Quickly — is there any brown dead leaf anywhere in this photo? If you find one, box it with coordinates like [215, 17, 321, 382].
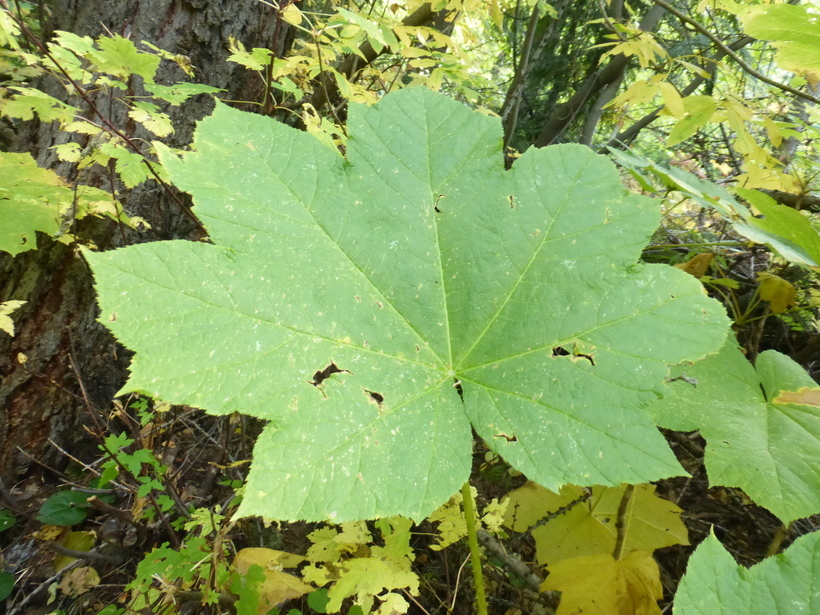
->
[59, 566, 99, 597]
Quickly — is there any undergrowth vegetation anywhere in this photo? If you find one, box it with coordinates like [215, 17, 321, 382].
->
[1, 0, 819, 614]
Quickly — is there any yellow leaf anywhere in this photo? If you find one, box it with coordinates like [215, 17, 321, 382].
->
[772, 387, 820, 407]
[234, 548, 312, 614]
[543, 551, 663, 615]
[674, 253, 713, 278]
[764, 117, 782, 148]
[428, 488, 476, 550]
[756, 272, 797, 313]
[607, 76, 663, 109]
[658, 82, 685, 118]
[282, 4, 304, 26]
[490, 0, 503, 28]
[0, 300, 26, 336]
[55, 531, 96, 571]
[503, 482, 687, 566]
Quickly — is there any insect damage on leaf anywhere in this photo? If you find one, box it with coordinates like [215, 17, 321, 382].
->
[310, 362, 350, 387]
[85, 87, 730, 522]
[364, 390, 384, 406]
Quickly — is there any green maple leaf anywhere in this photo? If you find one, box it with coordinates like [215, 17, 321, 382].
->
[649, 340, 820, 522]
[84, 88, 728, 522]
[674, 530, 820, 614]
[0, 152, 114, 256]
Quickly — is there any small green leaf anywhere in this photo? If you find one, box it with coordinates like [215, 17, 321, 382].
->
[308, 588, 330, 613]
[2, 87, 79, 123]
[667, 96, 717, 146]
[144, 82, 223, 106]
[0, 571, 14, 601]
[0, 509, 16, 532]
[0, 152, 120, 255]
[38, 491, 91, 526]
[674, 530, 820, 614]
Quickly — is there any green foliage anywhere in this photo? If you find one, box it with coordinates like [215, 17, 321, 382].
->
[650, 340, 820, 523]
[37, 490, 91, 526]
[0, 26, 220, 239]
[740, 4, 820, 81]
[0, 509, 16, 531]
[0, 152, 127, 256]
[611, 148, 820, 268]
[0, 571, 14, 601]
[127, 536, 214, 610]
[98, 432, 174, 519]
[302, 517, 417, 614]
[85, 87, 729, 523]
[675, 530, 820, 614]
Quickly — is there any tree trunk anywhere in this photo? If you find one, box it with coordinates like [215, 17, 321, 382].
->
[0, 0, 293, 483]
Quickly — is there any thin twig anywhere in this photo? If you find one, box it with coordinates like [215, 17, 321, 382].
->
[476, 530, 543, 593]
[0, 0, 207, 234]
[652, 0, 820, 105]
[47, 541, 125, 565]
[6, 560, 81, 615]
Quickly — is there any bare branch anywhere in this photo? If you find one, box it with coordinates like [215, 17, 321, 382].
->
[534, 4, 666, 147]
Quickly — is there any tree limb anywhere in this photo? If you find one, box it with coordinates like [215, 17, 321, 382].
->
[534, 4, 666, 147]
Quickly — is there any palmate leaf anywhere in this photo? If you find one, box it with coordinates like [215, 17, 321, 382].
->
[674, 530, 820, 614]
[84, 88, 728, 522]
[649, 340, 820, 523]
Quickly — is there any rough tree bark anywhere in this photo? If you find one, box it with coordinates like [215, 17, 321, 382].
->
[0, 0, 294, 484]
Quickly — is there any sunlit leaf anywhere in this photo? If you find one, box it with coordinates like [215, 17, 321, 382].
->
[85, 88, 728, 522]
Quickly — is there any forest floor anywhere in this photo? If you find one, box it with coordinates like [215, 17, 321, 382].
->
[2, 403, 819, 615]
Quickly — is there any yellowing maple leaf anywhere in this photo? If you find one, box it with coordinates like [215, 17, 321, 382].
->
[503, 482, 688, 566]
[542, 551, 663, 615]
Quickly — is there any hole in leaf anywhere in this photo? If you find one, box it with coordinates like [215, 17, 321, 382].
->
[365, 390, 384, 406]
[508, 196, 515, 209]
[573, 351, 595, 366]
[434, 194, 444, 213]
[453, 378, 463, 400]
[310, 362, 350, 387]
[552, 344, 595, 365]
[494, 432, 517, 442]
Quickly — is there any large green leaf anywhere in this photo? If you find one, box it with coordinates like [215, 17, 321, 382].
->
[649, 341, 820, 522]
[85, 88, 728, 522]
[674, 530, 820, 614]
[737, 188, 820, 268]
